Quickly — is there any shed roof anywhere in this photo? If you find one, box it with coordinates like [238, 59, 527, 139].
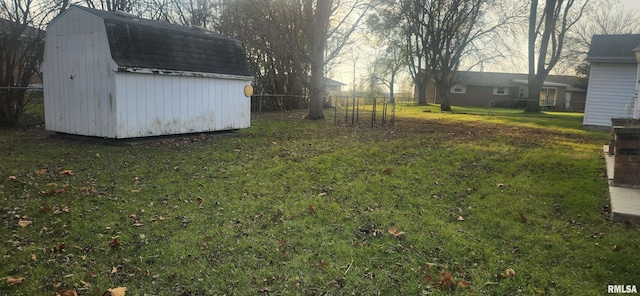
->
[586, 34, 640, 62]
[69, 5, 252, 77]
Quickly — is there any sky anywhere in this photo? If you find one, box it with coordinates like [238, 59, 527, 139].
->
[621, 0, 640, 10]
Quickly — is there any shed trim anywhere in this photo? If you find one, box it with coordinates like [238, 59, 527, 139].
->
[117, 67, 254, 81]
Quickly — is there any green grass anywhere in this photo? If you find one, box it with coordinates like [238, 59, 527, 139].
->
[1, 105, 638, 295]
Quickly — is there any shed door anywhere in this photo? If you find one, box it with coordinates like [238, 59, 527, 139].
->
[56, 32, 96, 134]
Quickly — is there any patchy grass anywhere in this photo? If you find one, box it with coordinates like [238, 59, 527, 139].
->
[1, 105, 638, 295]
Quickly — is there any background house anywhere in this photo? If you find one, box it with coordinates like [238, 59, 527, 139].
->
[325, 78, 345, 96]
[416, 71, 586, 111]
[42, 5, 253, 139]
[583, 34, 640, 127]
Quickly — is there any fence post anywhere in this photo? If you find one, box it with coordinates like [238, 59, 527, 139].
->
[345, 96, 350, 124]
[371, 97, 376, 128]
[356, 97, 359, 123]
[334, 96, 337, 124]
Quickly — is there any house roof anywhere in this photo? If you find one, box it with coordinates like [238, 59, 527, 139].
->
[586, 34, 640, 62]
[325, 78, 346, 86]
[454, 71, 584, 91]
[67, 5, 252, 77]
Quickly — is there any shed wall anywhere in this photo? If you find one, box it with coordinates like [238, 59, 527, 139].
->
[583, 63, 637, 127]
[43, 9, 117, 137]
[114, 72, 250, 138]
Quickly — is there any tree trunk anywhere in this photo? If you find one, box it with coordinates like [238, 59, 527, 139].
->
[414, 75, 428, 105]
[527, 0, 541, 114]
[439, 87, 451, 111]
[306, 0, 331, 120]
[526, 81, 542, 113]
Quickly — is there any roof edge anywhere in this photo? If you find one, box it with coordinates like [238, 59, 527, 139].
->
[117, 67, 254, 81]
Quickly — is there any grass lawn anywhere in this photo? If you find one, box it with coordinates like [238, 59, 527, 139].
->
[1, 104, 638, 295]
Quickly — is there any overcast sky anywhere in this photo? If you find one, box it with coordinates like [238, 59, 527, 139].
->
[621, 0, 640, 9]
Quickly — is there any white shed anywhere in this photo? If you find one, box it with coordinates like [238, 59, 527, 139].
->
[42, 5, 253, 138]
[583, 34, 640, 127]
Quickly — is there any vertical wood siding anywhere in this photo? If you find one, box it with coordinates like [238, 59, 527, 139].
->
[43, 9, 116, 137]
[584, 63, 638, 127]
[114, 72, 250, 138]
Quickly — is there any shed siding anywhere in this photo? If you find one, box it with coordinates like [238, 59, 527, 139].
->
[43, 9, 116, 137]
[583, 63, 637, 126]
[114, 72, 249, 138]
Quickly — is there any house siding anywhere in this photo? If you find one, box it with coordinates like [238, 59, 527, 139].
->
[583, 63, 637, 127]
[43, 8, 117, 138]
[114, 72, 250, 138]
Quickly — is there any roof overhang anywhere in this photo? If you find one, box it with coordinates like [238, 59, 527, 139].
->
[512, 79, 569, 87]
[586, 57, 637, 63]
[117, 67, 254, 81]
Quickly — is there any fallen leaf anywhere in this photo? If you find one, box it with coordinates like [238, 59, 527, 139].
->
[613, 245, 622, 252]
[57, 289, 78, 296]
[438, 272, 455, 288]
[383, 167, 393, 175]
[505, 268, 516, 277]
[196, 197, 204, 205]
[496, 183, 505, 188]
[130, 189, 140, 193]
[80, 280, 91, 288]
[31, 253, 37, 261]
[421, 274, 434, 285]
[388, 227, 405, 237]
[107, 286, 127, 296]
[18, 220, 33, 227]
[7, 175, 17, 180]
[519, 212, 528, 223]
[308, 204, 315, 213]
[129, 214, 139, 220]
[34, 169, 47, 176]
[111, 266, 118, 274]
[108, 237, 121, 248]
[6, 277, 25, 286]
[458, 279, 471, 288]
[132, 222, 144, 227]
[59, 170, 75, 176]
[457, 216, 465, 221]
[158, 216, 165, 221]
[52, 243, 66, 253]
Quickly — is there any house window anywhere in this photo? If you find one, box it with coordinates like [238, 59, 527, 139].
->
[519, 87, 525, 98]
[539, 87, 557, 106]
[450, 84, 466, 94]
[493, 87, 509, 95]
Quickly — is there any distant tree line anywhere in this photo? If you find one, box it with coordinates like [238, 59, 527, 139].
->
[2, 0, 639, 126]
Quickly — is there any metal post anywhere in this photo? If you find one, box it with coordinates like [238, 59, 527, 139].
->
[371, 97, 376, 128]
[334, 96, 337, 124]
[345, 96, 349, 124]
[356, 97, 360, 123]
[351, 96, 355, 125]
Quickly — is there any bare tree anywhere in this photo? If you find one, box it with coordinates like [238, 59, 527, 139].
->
[372, 0, 518, 110]
[0, 0, 67, 127]
[526, 0, 589, 113]
[561, 2, 640, 85]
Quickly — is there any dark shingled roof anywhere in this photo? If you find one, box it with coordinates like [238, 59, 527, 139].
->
[587, 34, 640, 62]
[72, 5, 252, 77]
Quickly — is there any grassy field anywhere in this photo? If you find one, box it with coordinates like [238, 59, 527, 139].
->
[1, 105, 638, 295]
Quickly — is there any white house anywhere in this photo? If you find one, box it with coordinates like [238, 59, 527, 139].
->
[42, 5, 253, 138]
[583, 34, 640, 127]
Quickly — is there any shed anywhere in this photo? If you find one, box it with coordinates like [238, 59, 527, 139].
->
[42, 5, 253, 138]
[583, 34, 640, 127]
